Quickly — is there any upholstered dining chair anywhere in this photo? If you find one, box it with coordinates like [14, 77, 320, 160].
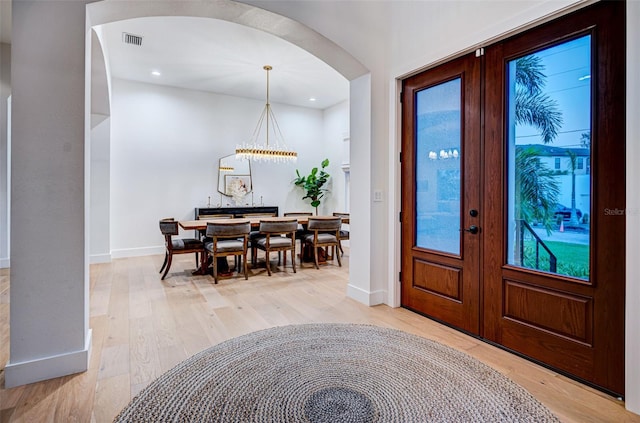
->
[283, 211, 314, 250]
[242, 212, 278, 265]
[203, 220, 251, 284]
[253, 219, 298, 276]
[195, 214, 233, 239]
[332, 212, 350, 256]
[159, 218, 204, 280]
[301, 216, 342, 269]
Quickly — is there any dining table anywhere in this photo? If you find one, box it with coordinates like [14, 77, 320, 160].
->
[178, 216, 349, 274]
[178, 215, 348, 232]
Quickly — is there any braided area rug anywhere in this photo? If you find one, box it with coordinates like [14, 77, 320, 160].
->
[114, 323, 559, 422]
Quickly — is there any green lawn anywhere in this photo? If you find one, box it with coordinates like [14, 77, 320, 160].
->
[523, 240, 589, 279]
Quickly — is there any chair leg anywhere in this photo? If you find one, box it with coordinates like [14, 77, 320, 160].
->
[291, 249, 296, 273]
[243, 254, 249, 280]
[160, 252, 168, 273]
[339, 242, 344, 256]
[266, 250, 272, 276]
[212, 255, 219, 284]
[195, 252, 199, 268]
[313, 245, 320, 269]
[161, 253, 173, 280]
[336, 244, 342, 267]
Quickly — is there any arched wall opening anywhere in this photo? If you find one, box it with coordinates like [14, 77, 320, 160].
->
[85, 0, 373, 303]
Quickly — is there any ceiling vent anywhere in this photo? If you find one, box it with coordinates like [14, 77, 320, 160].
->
[122, 32, 143, 46]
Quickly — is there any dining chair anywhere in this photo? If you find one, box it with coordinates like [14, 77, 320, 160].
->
[159, 218, 204, 280]
[195, 214, 233, 239]
[332, 212, 350, 256]
[301, 216, 342, 269]
[283, 211, 314, 250]
[203, 220, 251, 284]
[253, 219, 298, 276]
[242, 213, 278, 265]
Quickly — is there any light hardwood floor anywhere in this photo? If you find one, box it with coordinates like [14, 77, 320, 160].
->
[0, 250, 638, 422]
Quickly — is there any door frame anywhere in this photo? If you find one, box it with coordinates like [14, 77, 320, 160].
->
[394, 0, 625, 396]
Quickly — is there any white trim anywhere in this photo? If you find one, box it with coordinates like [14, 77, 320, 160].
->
[347, 283, 385, 306]
[89, 253, 112, 264]
[110, 245, 164, 259]
[387, 77, 403, 308]
[4, 329, 92, 388]
[0, 257, 9, 268]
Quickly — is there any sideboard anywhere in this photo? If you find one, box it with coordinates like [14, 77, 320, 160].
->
[195, 206, 279, 219]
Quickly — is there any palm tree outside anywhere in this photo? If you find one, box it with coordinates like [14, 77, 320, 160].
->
[509, 36, 592, 279]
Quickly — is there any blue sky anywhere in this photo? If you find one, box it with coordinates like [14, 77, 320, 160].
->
[514, 35, 591, 148]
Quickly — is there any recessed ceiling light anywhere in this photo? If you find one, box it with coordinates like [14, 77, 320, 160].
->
[309, 97, 317, 102]
[151, 70, 161, 76]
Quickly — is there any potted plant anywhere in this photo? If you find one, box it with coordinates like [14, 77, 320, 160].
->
[293, 158, 330, 215]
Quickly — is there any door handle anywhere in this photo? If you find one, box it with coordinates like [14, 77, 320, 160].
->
[463, 225, 479, 234]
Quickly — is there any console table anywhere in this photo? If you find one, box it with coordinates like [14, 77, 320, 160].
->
[195, 206, 279, 219]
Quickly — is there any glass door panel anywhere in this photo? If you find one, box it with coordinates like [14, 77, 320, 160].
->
[415, 78, 461, 255]
[506, 35, 591, 280]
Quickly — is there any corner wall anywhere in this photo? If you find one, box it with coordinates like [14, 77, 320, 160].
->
[626, 0, 640, 413]
[0, 42, 10, 268]
[7, 0, 91, 387]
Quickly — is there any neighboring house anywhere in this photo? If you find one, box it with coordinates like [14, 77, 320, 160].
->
[517, 144, 591, 214]
[517, 144, 590, 175]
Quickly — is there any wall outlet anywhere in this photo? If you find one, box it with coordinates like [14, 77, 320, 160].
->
[373, 190, 383, 202]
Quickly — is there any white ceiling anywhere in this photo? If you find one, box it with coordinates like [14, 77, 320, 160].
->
[98, 16, 349, 110]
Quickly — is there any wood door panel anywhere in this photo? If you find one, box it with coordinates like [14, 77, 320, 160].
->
[413, 260, 461, 300]
[503, 280, 593, 344]
[500, 321, 595, 382]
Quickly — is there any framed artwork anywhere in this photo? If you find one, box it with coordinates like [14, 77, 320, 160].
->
[224, 174, 251, 195]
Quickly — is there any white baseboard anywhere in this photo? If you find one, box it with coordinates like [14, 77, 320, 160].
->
[347, 283, 385, 306]
[90, 253, 112, 264]
[111, 246, 164, 259]
[4, 329, 92, 388]
[0, 257, 9, 268]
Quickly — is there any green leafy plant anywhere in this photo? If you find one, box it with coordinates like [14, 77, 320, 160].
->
[294, 158, 330, 215]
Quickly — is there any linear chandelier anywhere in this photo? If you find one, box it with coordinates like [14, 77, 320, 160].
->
[236, 65, 298, 163]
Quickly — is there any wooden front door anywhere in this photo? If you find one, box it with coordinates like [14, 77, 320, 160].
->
[400, 53, 482, 334]
[401, 1, 625, 396]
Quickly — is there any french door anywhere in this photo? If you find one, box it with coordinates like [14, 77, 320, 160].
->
[400, 53, 481, 334]
[401, 1, 625, 395]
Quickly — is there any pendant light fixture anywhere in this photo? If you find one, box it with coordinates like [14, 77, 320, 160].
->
[235, 65, 298, 163]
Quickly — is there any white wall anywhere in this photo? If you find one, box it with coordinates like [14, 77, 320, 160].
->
[626, 0, 640, 414]
[107, 78, 347, 258]
[321, 100, 349, 214]
[0, 42, 10, 268]
[90, 114, 110, 262]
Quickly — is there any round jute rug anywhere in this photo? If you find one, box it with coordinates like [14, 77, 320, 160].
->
[114, 323, 559, 422]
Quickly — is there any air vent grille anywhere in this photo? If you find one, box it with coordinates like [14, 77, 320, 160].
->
[122, 32, 143, 46]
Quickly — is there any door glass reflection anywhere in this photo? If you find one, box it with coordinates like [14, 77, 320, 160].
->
[506, 35, 591, 280]
[415, 78, 461, 255]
